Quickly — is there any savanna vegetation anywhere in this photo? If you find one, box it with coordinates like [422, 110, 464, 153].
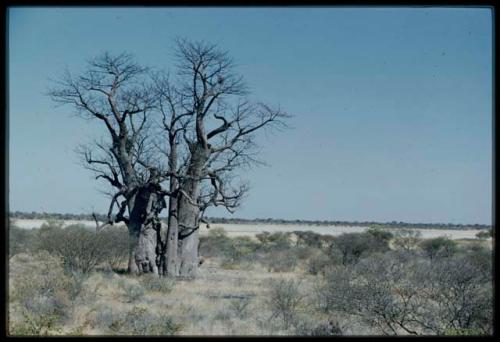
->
[8, 220, 493, 336]
[8, 37, 493, 337]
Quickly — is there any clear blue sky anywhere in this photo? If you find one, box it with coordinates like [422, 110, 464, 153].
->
[8, 7, 493, 224]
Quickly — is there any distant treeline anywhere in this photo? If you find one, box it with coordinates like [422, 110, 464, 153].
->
[9, 211, 491, 230]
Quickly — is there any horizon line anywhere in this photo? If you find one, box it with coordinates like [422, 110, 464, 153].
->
[8, 210, 492, 227]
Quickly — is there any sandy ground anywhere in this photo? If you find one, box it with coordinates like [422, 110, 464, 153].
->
[10, 219, 487, 240]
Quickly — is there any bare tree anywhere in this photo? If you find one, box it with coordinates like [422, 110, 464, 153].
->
[49, 52, 166, 274]
[156, 39, 290, 278]
[49, 41, 290, 279]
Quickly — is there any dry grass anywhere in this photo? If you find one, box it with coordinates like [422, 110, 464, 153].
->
[8, 253, 324, 336]
[9, 227, 491, 336]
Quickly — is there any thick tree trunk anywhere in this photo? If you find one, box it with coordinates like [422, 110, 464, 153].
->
[162, 135, 180, 277]
[126, 186, 160, 275]
[177, 192, 200, 278]
[176, 146, 209, 279]
[164, 191, 179, 276]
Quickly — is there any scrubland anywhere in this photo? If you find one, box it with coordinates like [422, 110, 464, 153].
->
[8, 221, 493, 336]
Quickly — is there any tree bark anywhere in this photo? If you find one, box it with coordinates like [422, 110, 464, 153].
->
[126, 186, 160, 274]
[176, 145, 209, 278]
[177, 191, 200, 278]
[164, 189, 179, 276]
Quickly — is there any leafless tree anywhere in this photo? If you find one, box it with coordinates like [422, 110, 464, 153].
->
[49, 52, 166, 274]
[49, 40, 290, 279]
[155, 39, 290, 278]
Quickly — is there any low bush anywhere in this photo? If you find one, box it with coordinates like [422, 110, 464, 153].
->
[9, 251, 82, 335]
[36, 224, 109, 274]
[200, 228, 260, 267]
[9, 226, 37, 258]
[392, 229, 422, 251]
[262, 249, 298, 272]
[120, 282, 145, 303]
[140, 274, 175, 293]
[292, 231, 323, 248]
[420, 237, 457, 260]
[109, 306, 181, 335]
[329, 232, 387, 266]
[228, 296, 252, 319]
[475, 230, 492, 240]
[316, 250, 493, 335]
[294, 319, 343, 336]
[307, 251, 332, 275]
[266, 278, 305, 329]
[256, 232, 292, 251]
[100, 226, 130, 269]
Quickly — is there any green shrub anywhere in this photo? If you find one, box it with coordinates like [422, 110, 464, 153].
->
[475, 230, 492, 240]
[366, 228, 393, 245]
[199, 227, 232, 259]
[200, 229, 260, 267]
[292, 231, 323, 248]
[330, 232, 387, 266]
[420, 237, 457, 260]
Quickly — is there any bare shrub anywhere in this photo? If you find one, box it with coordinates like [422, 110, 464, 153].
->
[266, 278, 305, 329]
[10, 306, 62, 336]
[86, 305, 115, 331]
[36, 224, 109, 274]
[9, 226, 37, 258]
[294, 319, 343, 336]
[422, 256, 493, 334]
[292, 231, 323, 248]
[120, 282, 145, 303]
[392, 229, 422, 251]
[262, 249, 298, 272]
[228, 296, 252, 319]
[140, 274, 175, 293]
[317, 250, 493, 335]
[100, 226, 129, 269]
[9, 251, 80, 335]
[109, 306, 181, 335]
[256, 232, 292, 251]
[307, 250, 335, 275]
[460, 243, 492, 280]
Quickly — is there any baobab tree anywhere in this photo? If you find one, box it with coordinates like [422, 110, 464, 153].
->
[50, 40, 290, 279]
[49, 52, 166, 274]
[155, 39, 290, 278]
